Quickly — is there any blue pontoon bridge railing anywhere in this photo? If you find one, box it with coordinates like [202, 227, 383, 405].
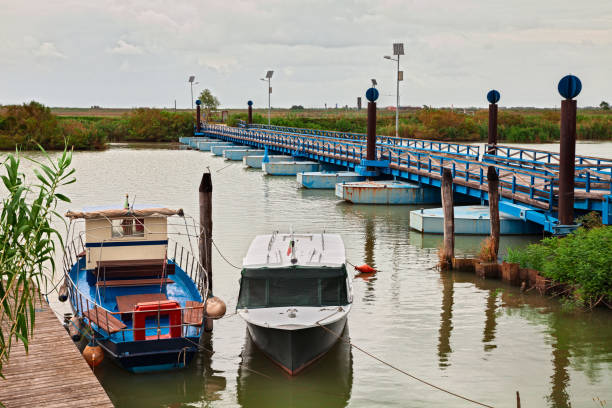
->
[245, 123, 481, 158]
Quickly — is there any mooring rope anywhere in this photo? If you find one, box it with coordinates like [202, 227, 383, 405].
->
[315, 320, 495, 408]
[211, 239, 242, 270]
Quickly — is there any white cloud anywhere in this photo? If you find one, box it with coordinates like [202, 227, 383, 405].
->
[0, 0, 611, 107]
[34, 42, 65, 58]
[110, 39, 143, 55]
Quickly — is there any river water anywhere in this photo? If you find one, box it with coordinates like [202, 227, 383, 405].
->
[20, 141, 612, 408]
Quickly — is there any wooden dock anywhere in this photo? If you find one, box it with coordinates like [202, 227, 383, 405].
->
[0, 299, 114, 408]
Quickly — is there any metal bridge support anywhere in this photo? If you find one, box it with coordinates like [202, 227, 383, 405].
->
[486, 90, 500, 155]
[557, 75, 581, 227]
[558, 100, 577, 225]
[366, 101, 377, 162]
[196, 104, 202, 132]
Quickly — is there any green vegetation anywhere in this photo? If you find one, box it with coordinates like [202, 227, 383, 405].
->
[505, 224, 612, 309]
[0, 147, 75, 379]
[0, 102, 106, 150]
[2, 101, 611, 149]
[228, 107, 612, 142]
[198, 89, 220, 118]
[0, 102, 194, 150]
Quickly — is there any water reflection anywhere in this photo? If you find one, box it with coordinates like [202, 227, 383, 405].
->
[437, 272, 454, 369]
[96, 335, 226, 407]
[453, 272, 612, 408]
[482, 290, 499, 352]
[236, 328, 353, 408]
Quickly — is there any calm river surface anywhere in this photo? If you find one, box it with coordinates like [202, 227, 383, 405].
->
[26, 141, 612, 407]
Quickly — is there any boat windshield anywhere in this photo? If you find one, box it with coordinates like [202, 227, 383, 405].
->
[237, 267, 349, 308]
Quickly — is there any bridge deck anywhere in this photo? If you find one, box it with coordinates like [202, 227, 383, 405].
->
[181, 124, 612, 233]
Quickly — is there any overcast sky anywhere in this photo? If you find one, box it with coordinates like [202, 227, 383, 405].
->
[1, 0, 611, 109]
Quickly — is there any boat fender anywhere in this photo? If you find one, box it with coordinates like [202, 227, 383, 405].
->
[354, 264, 377, 274]
[68, 316, 82, 342]
[58, 278, 69, 302]
[206, 296, 227, 319]
[83, 344, 104, 367]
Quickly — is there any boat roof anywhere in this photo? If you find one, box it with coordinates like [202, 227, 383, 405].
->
[242, 232, 345, 269]
[65, 204, 183, 219]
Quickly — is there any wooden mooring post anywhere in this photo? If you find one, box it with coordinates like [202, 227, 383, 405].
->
[199, 173, 213, 291]
[487, 166, 500, 259]
[441, 168, 454, 269]
[247, 100, 253, 125]
[199, 172, 213, 331]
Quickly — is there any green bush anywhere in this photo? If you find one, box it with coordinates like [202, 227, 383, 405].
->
[505, 226, 612, 307]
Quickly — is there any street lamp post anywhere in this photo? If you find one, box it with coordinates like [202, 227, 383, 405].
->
[260, 70, 274, 125]
[384, 43, 404, 138]
[188, 75, 199, 110]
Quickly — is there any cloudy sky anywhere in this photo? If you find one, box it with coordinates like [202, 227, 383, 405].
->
[1, 0, 611, 109]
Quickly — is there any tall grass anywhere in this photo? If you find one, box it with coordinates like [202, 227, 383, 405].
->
[0, 147, 75, 380]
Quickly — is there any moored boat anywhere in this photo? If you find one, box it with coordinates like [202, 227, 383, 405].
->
[237, 231, 352, 375]
[61, 199, 216, 373]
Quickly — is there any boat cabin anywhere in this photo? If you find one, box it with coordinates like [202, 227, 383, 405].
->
[65, 206, 183, 281]
[237, 233, 351, 309]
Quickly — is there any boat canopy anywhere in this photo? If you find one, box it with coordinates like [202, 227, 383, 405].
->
[242, 233, 346, 269]
[66, 208, 183, 219]
[237, 266, 349, 308]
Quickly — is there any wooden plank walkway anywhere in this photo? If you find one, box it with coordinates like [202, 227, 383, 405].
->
[0, 299, 114, 408]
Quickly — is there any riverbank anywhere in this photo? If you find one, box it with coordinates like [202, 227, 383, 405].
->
[1, 102, 610, 150]
[0, 102, 192, 150]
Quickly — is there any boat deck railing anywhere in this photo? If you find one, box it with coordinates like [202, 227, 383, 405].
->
[62, 235, 209, 345]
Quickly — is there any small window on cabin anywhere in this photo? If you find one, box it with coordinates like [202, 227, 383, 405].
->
[245, 279, 267, 307]
[111, 218, 145, 238]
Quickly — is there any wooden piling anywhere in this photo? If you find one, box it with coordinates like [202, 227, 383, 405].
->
[196, 104, 201, 132]
[199, 173, 213, 294]
[248, 105, 253, 125]
[487, 166, 500, 259]
[558, 99, 577, 225]
[441, 168, 454, 269]
[487, 103, 498, 154]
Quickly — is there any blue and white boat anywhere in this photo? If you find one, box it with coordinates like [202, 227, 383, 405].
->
[62, 200, 213, 373]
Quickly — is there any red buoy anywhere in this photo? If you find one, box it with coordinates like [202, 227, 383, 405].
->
[354, 264, 377, 274]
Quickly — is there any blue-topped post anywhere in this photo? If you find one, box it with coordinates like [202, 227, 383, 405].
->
[365, 87, 379, 179]
[195, 99, 202, 132]
[247, 100, 253, 126]
[487, 90, 500, 155]
[557, 74, 581, 226]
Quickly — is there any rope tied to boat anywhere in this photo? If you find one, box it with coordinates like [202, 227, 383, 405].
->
[315, 313, 495, 408]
